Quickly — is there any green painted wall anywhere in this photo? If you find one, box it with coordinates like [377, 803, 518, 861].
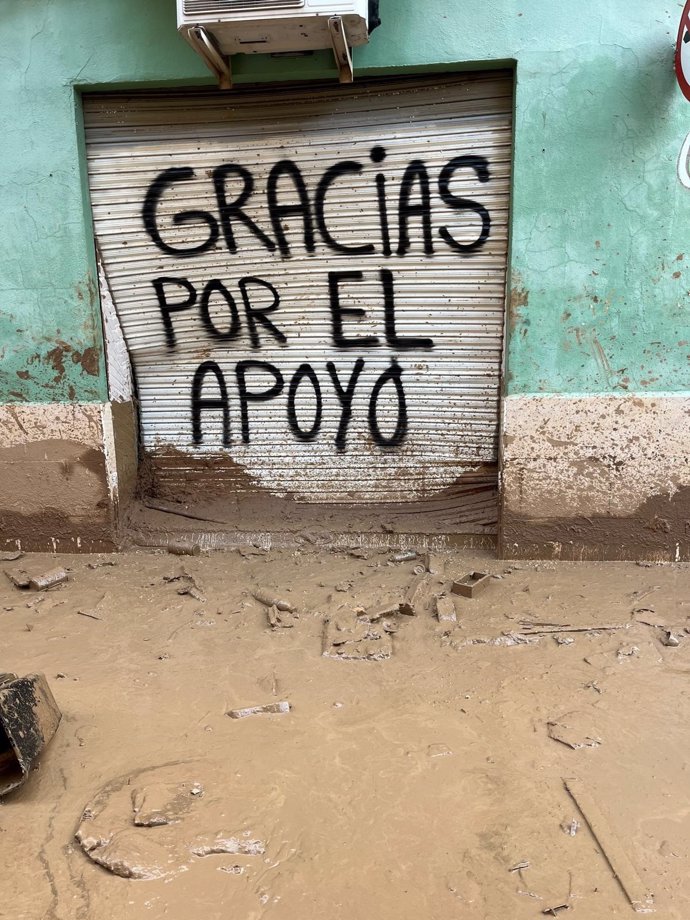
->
[1, 0, 688, 402]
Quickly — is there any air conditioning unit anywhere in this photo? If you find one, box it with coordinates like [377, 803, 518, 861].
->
[177, 0, 380, 88]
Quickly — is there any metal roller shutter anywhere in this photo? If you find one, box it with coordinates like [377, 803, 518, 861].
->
[84, 72, 512, 531]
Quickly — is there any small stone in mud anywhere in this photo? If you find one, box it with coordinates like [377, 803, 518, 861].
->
[334, 581, 350, 593]
[616, 644, 640, 660]
[555, 635, 574, 646]
[662, 630, 682, 647]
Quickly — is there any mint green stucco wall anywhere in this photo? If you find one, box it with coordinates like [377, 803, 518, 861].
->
[1, 0, 688, 402]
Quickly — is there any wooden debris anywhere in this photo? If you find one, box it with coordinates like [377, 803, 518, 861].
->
[542, 905, 571, 916]
[76, 609, 102, 621]
[564, 777, 655, 913]
[450, 571, 492, 598]
[400, 574, 428, 616]
[520, 622, 630, 635]
[227, 700, 290, 719]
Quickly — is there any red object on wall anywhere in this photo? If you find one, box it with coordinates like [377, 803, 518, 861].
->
[676, 0, 690, 101]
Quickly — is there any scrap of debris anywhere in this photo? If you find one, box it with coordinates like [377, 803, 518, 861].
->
[0, 550, 24, 562]
[450, 631, 537, 649]
[542, 904, 571, 916]
[132, 781, 205, 826]
[434, 595, 458, 624]
[391, 550, 417, 563]
[167, 543, 202, 557]
[400, 574, 428, 616]
[5, 565, 68, 591]
[450, 571, 492, 599]
[547, 712, 602, 750]
[519, 621, 630, 636]
[29, 567, 69, 591]
[0, 672, 62, 795]
[164, 567, 206, 602]
[227, 700, 291, 719]
[560, 818, 581, 836]
[661, 630, 682, 647]
[190, 835, 265, 857]
[564, 777, 655, 913]
[252, 590, 295, 612]
[5, 569, 31, 589]
[366, 601, 400, 621]
[322, 609, 395, 660]
[267, 605, 299, 629]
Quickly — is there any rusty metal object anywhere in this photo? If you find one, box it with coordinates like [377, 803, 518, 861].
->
[0, 673, 62, 795]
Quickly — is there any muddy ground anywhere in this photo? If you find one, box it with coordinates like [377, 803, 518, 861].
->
[1, 546, 689, 919]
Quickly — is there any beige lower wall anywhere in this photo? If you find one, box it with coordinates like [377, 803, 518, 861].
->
[2, 396, 689, 559]
[500, 394, 690, 560]
[0, 404, 115, 552]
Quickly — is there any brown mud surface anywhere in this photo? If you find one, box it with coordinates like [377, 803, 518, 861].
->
[1, 547, 689, 918]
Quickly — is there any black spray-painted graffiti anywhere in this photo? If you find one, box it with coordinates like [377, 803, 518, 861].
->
[142, 147, 491, 450]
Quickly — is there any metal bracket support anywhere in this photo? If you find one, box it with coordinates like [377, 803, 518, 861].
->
[188, 26, 232, 90]
[328, 16, 354, 84]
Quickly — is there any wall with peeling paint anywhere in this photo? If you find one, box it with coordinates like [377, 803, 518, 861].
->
[1, 1, 688, 401]
[1, 0, 689, 556]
